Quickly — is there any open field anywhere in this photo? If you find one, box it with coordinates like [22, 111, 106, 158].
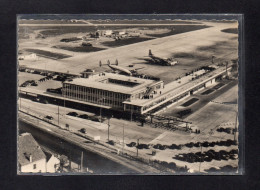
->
[221, 28, 238, 34]
[53, 45, 106, 53]
[18, 25, 208, 39]
[19, 19, 202, 25]
[102, 37, 153, 47]
[89, 20, 202, 25]
[25, 49, 71, 59]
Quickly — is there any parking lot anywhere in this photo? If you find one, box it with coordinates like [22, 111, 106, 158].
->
[19, 71, 63, 92]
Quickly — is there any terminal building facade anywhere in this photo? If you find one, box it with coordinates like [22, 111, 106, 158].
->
[62, 72, 164, 114]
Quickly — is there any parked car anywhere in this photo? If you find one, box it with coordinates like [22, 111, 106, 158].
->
[31, 82, 38, 86]
[128, 142, 137, 147]
[89, 116, 105, 123]
[79, 128, 87, 134]
[45, 115, 53, 120]
[108, 140, 115, 145]
[79, 114, 89, 119]
[67, 112, 79, 117]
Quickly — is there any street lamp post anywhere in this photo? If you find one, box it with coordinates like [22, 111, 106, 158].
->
[136, 139, 139, 157]
[58, 104, 60, 127]
[130, 106, 133, 122]
[122, 124, 125, 154]
[234, 111, 238, 144]
[100, 107, 102, 124]
[136, 138, 142, 157]
[19, 93, 21, 111]
[199, 142, 203, 173]
[107, 118, 110, 141]
[98, 97, 105, 124]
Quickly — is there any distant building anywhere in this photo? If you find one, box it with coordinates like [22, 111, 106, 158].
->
[18, 53, 37, 61]
[18, 133, 60, 173]
[18, 133, 46, 173]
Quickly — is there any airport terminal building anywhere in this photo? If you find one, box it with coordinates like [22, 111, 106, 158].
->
[62, 66, 229, 115]
[62, 72, 164, 113]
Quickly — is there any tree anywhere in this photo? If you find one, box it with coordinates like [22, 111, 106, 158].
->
[58, 155, 69, 172]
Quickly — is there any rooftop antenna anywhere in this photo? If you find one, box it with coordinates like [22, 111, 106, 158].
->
[211, 55, 216, 64]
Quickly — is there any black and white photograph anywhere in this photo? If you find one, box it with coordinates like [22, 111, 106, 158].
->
[17, 15, 241, 175]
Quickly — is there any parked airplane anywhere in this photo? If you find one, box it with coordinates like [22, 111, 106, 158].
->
[99, 60, 144, 76]
[148, 49, 179, 66]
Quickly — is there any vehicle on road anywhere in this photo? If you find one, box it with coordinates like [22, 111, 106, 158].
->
[79, 128, 87, 134]
[67, 112, 79, 117]
[128, 142, 137, 147]
[45, 115, 53, 120]
[31, 82, 38, 86]
[89, 116, 105, 123]
[79, 114, 89, 119]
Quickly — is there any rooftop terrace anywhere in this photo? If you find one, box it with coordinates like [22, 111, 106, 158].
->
[64, 72, 161, 94]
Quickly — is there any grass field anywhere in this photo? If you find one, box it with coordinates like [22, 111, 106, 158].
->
[18, 25, 210, 39]
[201, 89, 215, 95]
[26, 49, 71, 59]
[89, 20, 202, 24]
[102, 37, 154, 47]
[221, 28, 238, 34]
[146, 25, 210, 38]
[181, 98, 199, 107]
[53, 45, 106, 52]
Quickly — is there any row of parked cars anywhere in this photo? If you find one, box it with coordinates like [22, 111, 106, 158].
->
[126, 139, 237, 151]
[174, 149, 238, 163]
[217, 127, 235, 134]
[39, 74, 55, 82]
[206, 165, 238, 173]
[20, 80, 38, 87]
[152, 160, 189, 172]
[66, 112, 105, 122]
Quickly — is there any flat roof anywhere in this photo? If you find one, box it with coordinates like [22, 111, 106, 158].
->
[124, 66, 229, 107]
[64, 73, 161, 94]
